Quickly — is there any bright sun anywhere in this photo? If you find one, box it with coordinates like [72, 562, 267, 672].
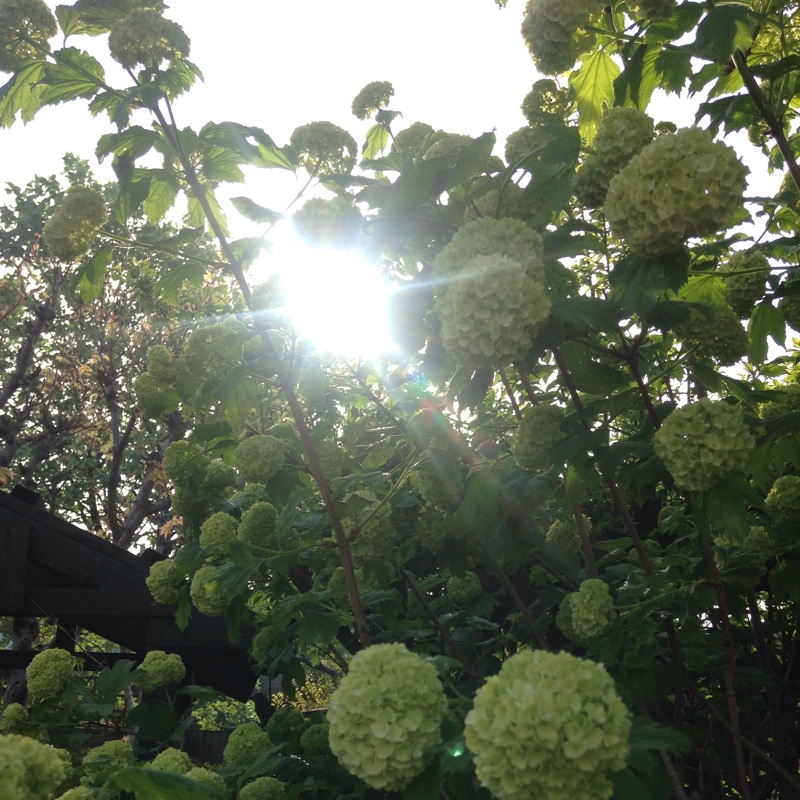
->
[270, 237, 396, 359]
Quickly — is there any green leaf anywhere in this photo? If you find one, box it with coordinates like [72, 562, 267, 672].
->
[570, 50, 620, 139]
[614, 44, 661, 110]
[694, 6, 757, 63]
[297, 609, 341, 648]
[628, 717, 691, 754]
[363, 123, 390, 159]
[104, 767, 223, 799]
[125, 701, 178, 741]
[55, 5, 82, 38]
[692, 472, 755, 540]
[39, 47, 105, 105]
[748, 301, 785, 364]
[679, 273, 727, 305]
[75, 244, 113, 304]
[93, 660, 140, 704]
[610, 249, 691, 313]
[249, 127, 297, 170]
[143, 168, 181, 222]
[230, 196, 283, 224]
[187, 188, 229, 237]
[96, 126, 160, 162]
[0, 62, 46, 128]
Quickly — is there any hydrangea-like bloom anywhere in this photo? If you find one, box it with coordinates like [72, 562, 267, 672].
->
[237, 500, 278, 548]
[574, 108, 655, 207]
[675, 304, 748, 366]
[392, 122, 435, 157]
[328, 643, 447, 791]
[627, 0, 677, 19]
[422, 131, 472, 160]
[327, 566, 377, 607]
[546, 518, 581, 552]
[266, 707, 308, 747]
[464, 183, 537, 223]
[464, 650, 631, 800]
[81, 740, 134, 786]
[0, 704, 27, 735]
[605, 127, 748, 255]
[0, 733, 68, 800]
[447, 572, 482, 605]
[108, 9, 190, 68]
[162, 440, 207, 485]
[312, 437, 345, 480]
[433, 218, 549, 366]
[725, 251, 770, 317]
[203, 460, 238, 495]
[344, 491, 397, 565]
[653, 398, 755, 491]
[765, 475, 800, 522]
[416, 504, 449, 551]
[146, 345, 178, 386]
[56, 787, 94, 800]
[190, 565, 231, 617]
[239, 776, 286, 800]
[137, 651, 185, 692]
[43, 186, 107, 262]
[561, 579, 614, 643]
[300, 722, 331, 756]
[521, 0, 598, 75]
[292, 197, 362, 248]
[351, 80, 394, 120]
[185, 767, 226, 793]
[251, 623, 281, 662]
[199, 512, 239, 558]
[779, 281, 800, 330]
[521, 79, 572, 127]
[148, 747, 191, 773]
[146, 559, 181, 605]
[0, 0, 56, 73]
[290, 121, 358, 175]
[223, 722, 272, 766]
[715, 524, 773, 553]
[234, 435, 284, 484]
[504, 126, 548, 167]
[513, 404, 566, 471]
[26, 648, 74, 700]
[410, 465, 463, 511]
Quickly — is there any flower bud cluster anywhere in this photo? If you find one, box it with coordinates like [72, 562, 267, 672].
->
[190, 565, 231, 617]
[223, 722, 272, 766]
[724, 251, 770, 316]
[0, 733, 68, 800]
[779, 281, 800, 330]
[312, 438, 345, 480]
[26, 648, 74, 700]
[392, 122, 435, 157]
[574, 108, 655, 208]
[81, 740, 134, 786]
[185, 767, 226, 793]
[558, 579, 613, 643]
[146, 559, 182, 605]
[162, 440, 207, 485]
[522, 79, 572, 127]
[546, 518, 582, 552]
[345, 492, 397, 565]
[300, 722, 331, 756]
[351, 80, 394, 120]
[653, 398, 755, 491]
[328, 643, 447, 791]
[292, 197, 363, 248]
[251, 623, 282, 662]
[0, 0, 57, 73]
[605, 127, 748, 255]
[422, 132, 472, 160]
[234, 436, 284, 484]
[627, 0, 676, 19]
[237, 500, 278, 549]
[416, 503, 450, 551]
[56, 787, 94, 800]
[433, 218, 549, 366]
[108, 9, 190, 68]
[327, 566, 377, 607]
[137, 651, 185, 692]
[148, 747, 191, 773]
[675, 304, 748, 366]
[290, 121, 358, 175]
[513, 404, 566, 472]
[447, 571, 482, 605]
[183, 321, 245, 379]
[765, 475, 800, 522]
[715, 525, 773, 553]
[240, 776, 287, 800]
[504, 126, 548, 167]
[203, 460, 238, 495]
[410, 466, 463, 511]
[521, 0, 598, 75]
[0, 704, 27, 735]
[44, 186, 107, 262]
[465, 649, 631, 800]
[199, 512, 239, 558]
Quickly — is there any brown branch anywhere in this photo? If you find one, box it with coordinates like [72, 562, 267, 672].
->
[495, 564, 549, 649]
[498, 368, 522, 420]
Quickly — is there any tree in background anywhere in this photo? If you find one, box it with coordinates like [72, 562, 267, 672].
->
[2, 0, 800, 798]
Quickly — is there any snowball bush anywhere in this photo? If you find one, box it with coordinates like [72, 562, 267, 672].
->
[43, 186, 107, 262]
[223, 722, 272, 765]
[513, 404, 566, 471]
[26, 648, 74, 700]
[0, 733, 67, 800]
[521, 0, 597, 75]
[108, 9, 190, 68]
[146, 559, 181, 605]
[136, 651, 185, 692]
[234, 435, 284, 483]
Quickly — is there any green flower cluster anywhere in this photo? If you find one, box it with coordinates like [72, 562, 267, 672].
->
[447, 571, 482, 605]
[223, 722, 272, 766]
[724, 251, 770, 317]
[290, 121, 358, 176]
[183, 321, 245, 379]
[558, 579, 613, 643]
[464, 650, 631, 800]
[715, 524, 772, 553]
[416, 503, 449, 551]
[185, 767, 226, 793]
[251, 624, 282, 662]
[765, 475, 800, 522]
[298, 364, 329, 409]
[504, 126, 547, 167]
[546, 517, 582, 552]
[653, 399, 755, 491]
[26, 648, 74, 700]
[422, 132, 472, 160]
[760, 384, 800, 417]
[605, 127, 748, 255]
[313, 438, 345, 481]
[574, 108, 655, 207]
[148, 747, 191, 773]
[433, 218, 550, 366]
[199, 512, 239, 558]
[0, 704, 27, 735]
[56, 787, 94, 800]
[43, 185, 107, 262]
[0, 733, 68, 800]
[351, 80, 394, 120]
[81, 740, 134, 786]
[411, 465, 463, 510]
[345, 492, 397, 565]
[328, 643, 447, 791]
[203, 460, 238, 495]
[240, 776, 286, 800]
[300, 722, 331, 756]
[0, 0, 56, 73]
[327, 566, 377, 607]
[108, 9, 190, 68]
[234, 435, 284, 483]
[162, 440, 207, 485]
[266, 707, 308, 747]
[146, 345, 178, 385]
[513, 404, 566, 471]
[779, 281, 800, 330]
[137, 651, 185, 692]
[521, 0, 598, 75]
[190, 565, 231, 617]
[464, 182, 536, 223]
[674, 304, 748, 366]
[146, 559, 181, 605]
[392, 122, 434, 157]
[521, 79, 572, 127]
[627, 0, 676, 19]
[292, 197, 363, 248]
[237, 501, 278, 548]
